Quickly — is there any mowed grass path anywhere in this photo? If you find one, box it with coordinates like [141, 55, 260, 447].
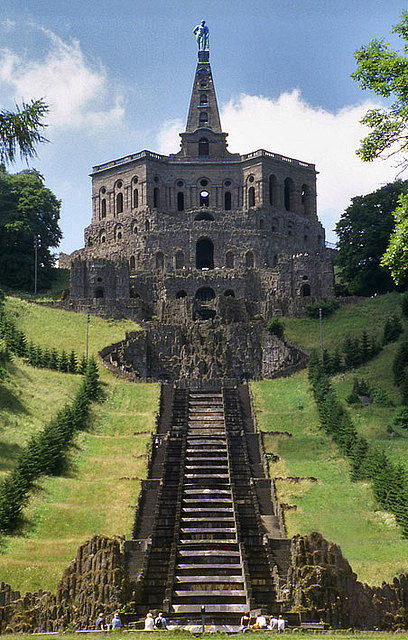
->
[252, 292, 408, 586]
[0, 298, 159, 593]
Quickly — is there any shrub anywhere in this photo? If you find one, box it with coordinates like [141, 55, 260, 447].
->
[392, 406, 408, 430]
[265, 317, 284, 339]
[306, 299, 339, 319]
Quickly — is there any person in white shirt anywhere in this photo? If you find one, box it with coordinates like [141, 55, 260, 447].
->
[144, 613, 155, 630]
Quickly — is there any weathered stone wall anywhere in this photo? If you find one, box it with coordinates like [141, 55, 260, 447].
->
[289, 532, 408, 630]
[0, 536, 125, 633]
[3, 531, 408, 631]
[99, 314, 308, 383]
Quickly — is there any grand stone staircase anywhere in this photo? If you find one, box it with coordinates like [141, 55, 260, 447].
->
[125, 383, 292, 623]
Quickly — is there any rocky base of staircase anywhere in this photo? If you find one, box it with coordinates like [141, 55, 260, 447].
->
[3, 532, 408, 632]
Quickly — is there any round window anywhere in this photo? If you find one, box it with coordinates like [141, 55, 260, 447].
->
[133, 177, 138, 184]
[248, 176, 254, 183]
[101, 187, 106, 194]
[177, 180, 183, 187]
[200, 190, 209, 198]
[200, 179, 208, 187]
[225, 180, 231, 187]
[154, 176, 159, 183]
[117, 181, 122, 188]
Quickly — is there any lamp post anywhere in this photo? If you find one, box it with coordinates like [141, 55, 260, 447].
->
[201, 605, 205, 634]
[319, 307, 324, 361]
[33, 235, 40, 294]
[86, 313, 90, 362]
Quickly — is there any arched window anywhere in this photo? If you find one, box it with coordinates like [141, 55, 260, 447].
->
[114, 224, 123, 241]
[273, 254, 278, 267]
[200, 190, 209, 207]
[224, 289, 235, 297]
[116, 192, 123, 214]
[200, 94, 208, 104]
[177, 191, 184, 211]
[155, 251, 164, 270]
[175, 250, 184, 269]
[300, 283, 311, 297]
[133, 188, 139, 208]
[196, 238, 214, 269]
[132, 221, 138, 234]
[99, 229, 106, 244]
[195, 287, 215, 301]
[199, 138, 209, 157]
[145, 220, 150, 232]
[153, 187, 159, 208]
[248, 186, 255, 207]
[224, 191, 231, 210]
[269, 175, 277, 206]
[95, 288, 104, 298]
[101, 236, 106, 243]
[245, 251, 254, 268]
[199, 111, 208, 124]
[226, 251, 234, 268]
[101, 199, 106, 218]
[284, 178, 294, 212]
[129, 255, 136, 270]
[176, 290, 187, 298]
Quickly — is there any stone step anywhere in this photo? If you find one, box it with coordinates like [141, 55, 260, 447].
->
[173, 591, 247, 601]
[176, 564, 243, 572]
[178, 549, 241, 558]
[175, 575, 244, 584]
[171, 604, 247, 614]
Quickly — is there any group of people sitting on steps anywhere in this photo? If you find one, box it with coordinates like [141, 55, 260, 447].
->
[241, 611, 286, 631]
[144, 612, 168, 631]
[95, 612, 121, 631]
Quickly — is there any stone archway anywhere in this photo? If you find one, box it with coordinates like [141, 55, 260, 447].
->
[196, 238, 214, 269]
[195, 286, 215, 301]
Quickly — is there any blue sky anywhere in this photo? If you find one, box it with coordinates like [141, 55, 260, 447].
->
[1, 0, 407, 252]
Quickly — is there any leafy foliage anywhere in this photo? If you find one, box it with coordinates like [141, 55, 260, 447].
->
[335, 181, 408, 295]
[0, 99, 48, 166]
[381, 193, 408, 284]
[352, 12, 408, 167]
[305, 299, 339, 319]
[265, 317, 284, 339]
[0, 167, 62, 290]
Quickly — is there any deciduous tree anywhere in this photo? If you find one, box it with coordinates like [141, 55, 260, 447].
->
[335, 181, 407, 295]
[0, 167, 61, 290]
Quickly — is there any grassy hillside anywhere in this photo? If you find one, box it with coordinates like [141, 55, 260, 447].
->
[252, 292, 408, 585]
[0, 298, 159, 592]
[2, 293, 408, 591]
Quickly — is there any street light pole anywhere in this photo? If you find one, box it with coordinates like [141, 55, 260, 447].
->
[86, 313, 90, 362]
[34, 235, 39, 294]
[319, 307, 324, 361]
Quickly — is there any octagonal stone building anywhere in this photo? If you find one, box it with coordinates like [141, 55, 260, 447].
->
[64, 45, 333, 320]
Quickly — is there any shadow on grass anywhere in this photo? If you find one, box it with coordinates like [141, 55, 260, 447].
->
[0, 384, 27, 415]
[0, 441, 23, 472]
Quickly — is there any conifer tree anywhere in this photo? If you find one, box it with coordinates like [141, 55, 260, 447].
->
[58, 350, 69, 373]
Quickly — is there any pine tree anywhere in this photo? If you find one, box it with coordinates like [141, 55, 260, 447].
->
[58, 350, 69, 373]
[49, 348, 59, 370]
[68, 350, 78, 374]
[78, 355, 88, 375]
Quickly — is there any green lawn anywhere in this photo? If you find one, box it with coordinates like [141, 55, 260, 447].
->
[252, 369, 408, 586]
[0, 298, 159, 593]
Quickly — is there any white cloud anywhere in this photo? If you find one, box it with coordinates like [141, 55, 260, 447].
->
[157, 89, 401, 241]
[0, 27, 124, 129]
